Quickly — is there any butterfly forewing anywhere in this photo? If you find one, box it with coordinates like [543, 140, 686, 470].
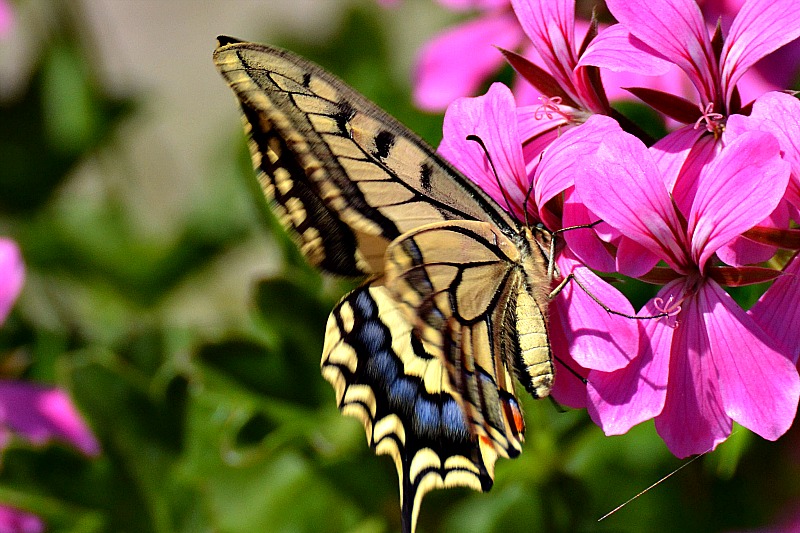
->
[214, 37, 555, 533]
[213, 37, 519, 276]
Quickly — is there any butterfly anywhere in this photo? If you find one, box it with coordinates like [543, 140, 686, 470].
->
[214, 36, 555, 533]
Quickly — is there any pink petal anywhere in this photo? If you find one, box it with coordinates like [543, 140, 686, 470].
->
[0, 382, 101, 456]
[586, 283, 679, 435]
[744, 38, 800, 103]
[605, 0, 718, 104]
[0, 238, 24, 325]
[534, 115, 621, 223]
[439, 83, 529, 220]
[649, 126, 707, 195]
[654, 288, 732, 458]
[549, 307, 588, 409]
[0, 505, 44, 533]
[510, 0, 579, 101]
[575, 125, 688, 270]
[655, 128, 718, 218]
[0, 0, 12, 38]
[749, 254, 800, 364]
[688, 131, 790, 271]
[562, 190, 617, 272]
[616, 236, 661, 278]
[701, 281, 800, 441]
[715, 201, 788, 267]
[720, 0, 800, 106]
[579, 24, 673, 76]
[580, 24, 694, 107]
[413, 11, 524, 111]
[552, 250, 638, 372]
[726, 92, 800, 210]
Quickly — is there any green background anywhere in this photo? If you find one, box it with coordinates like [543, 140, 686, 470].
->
[0, 1, 797, 532]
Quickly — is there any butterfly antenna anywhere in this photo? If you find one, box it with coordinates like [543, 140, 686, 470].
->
[550, 221, 668, 321]
[553, 219, 603, 236]
[466, 134, 516, 218]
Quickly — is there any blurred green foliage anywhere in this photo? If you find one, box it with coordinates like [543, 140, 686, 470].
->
[1, 3, 799, 533]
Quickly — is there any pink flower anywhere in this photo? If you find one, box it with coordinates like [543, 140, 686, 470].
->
[0, 238, 100, 456]
[699, 0, 800, 104]
[0, 240, 24, 325]
[438, 85, 640, 407]
[0, 506, 43, 533]
[574, 120, 799, 457]
[596, 0, 800, 123]
[413, 2, 525, 111]
[0, 0, 12, 38]
[0, 382, 101, 456]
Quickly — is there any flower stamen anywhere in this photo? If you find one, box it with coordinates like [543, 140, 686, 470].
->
[534, 95, 571, 121]
[694, 102, 724, 135]
[654, 295, 684, 328]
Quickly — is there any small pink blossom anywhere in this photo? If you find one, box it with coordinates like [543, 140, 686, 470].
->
[0, 240, 24, 325]
[0, 382, 101, 456]
[0, 0, 12, 38]
[413, 3, 524, 111]
[0, 238, 100, 456]
[0, 506, 43, 533]
[573, 120, 799, 457]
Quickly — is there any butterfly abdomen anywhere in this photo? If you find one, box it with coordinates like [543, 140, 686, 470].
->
[514, 287, 554, 398]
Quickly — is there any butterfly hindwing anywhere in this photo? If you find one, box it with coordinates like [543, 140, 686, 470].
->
[322, 281, 497, 533]
[384, 221, 553, 458]
[213, 37, 519, 276]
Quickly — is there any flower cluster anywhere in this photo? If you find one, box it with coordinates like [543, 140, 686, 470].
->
[0, 238, 100, 528]
[398, 0, 800, 458]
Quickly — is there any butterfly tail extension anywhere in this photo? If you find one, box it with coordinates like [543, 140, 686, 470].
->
[322, 282, 495, 533]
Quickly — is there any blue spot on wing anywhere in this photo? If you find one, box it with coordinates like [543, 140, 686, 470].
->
[388, 378, 417, 414]
[365, 349, 399, 387]
[354, 288, 377, 317]
[441, 399, 470, 440]
[358, 321, 386, 353]
[413, 397, 440, 436]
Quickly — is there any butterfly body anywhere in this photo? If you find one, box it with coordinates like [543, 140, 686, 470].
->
[214, 36, 554, 533]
